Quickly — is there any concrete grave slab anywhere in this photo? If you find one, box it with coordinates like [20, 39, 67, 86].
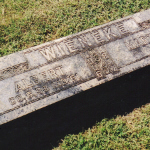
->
[1, 9, 150, 125]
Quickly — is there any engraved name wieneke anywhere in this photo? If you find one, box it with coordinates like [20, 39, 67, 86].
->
[0, 18, 148, 83]
[8, 65, 82, 107]
[38, 18, 135, 62]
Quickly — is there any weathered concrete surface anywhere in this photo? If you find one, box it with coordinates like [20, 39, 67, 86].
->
[1, 9, 150, 125]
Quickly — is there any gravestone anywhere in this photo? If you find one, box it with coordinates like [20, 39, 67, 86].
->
[1, 9, 150, 125]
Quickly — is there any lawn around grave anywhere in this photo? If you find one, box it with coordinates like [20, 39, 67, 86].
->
[54, 104, 150, 150]
[0, 0, 150, 56]
[0, 0, 150, 149]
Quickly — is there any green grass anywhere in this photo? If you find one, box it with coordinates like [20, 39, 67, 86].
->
[1, 0, 150, 149]
[54, 103, 150, 150]
[0, 0, 150, 56]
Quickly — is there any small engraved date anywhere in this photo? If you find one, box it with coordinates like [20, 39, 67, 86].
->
[9, 85, 49, 106]
[81, 46, 119, 80]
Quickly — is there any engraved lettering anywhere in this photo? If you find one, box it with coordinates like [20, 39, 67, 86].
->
[138, 36, 149, 45]
[30, 75, 39, 85]
[40, 71, 49, 82]
[96, 71, 103, 78]
[92, 29, 106, 44]
[9, 97, 16, 105]
[9, 95, 27, 106]
[124, 33, 150, 50]
[103, 25, 119, 40]
[13, 63, 29, 74]
[52, 44, 63, 57]
[2, 68, 12, 78]
[34, 86, 50, 98]
[40, 46, 56, 61]
[77, 32, 96, 48]
[69, 74, 80, 83]
[35, 87, 45, 96]
[57, 42, 70, 55]
[117, 22, 130, 34]
[26, 90, 37, 100]
[8, 63, 84, 111]
[16, 94, 25, 103]
[77, 35, 91, 48]
[139, 20, 150, 29]
[15, 81, 25, 92]
[26, 91, 33, 99]
[42, 85, 49, 92]
[40, 43, 71, 61]
[64, 39, 79, 52]
[81, 47, 119, 80]
[124, 37, 139, 50]
[48, 69, 58, 79]
[55, 66, 64, 76]
[0, 62, 29, 81]
[47, 66, 63, 79]
[22, 79, 33, 89]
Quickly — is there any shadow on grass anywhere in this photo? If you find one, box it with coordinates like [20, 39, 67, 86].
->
[0, 65, 150, 150]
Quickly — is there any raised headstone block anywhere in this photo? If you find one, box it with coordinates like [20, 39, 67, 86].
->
[1, 9, 150, 125]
